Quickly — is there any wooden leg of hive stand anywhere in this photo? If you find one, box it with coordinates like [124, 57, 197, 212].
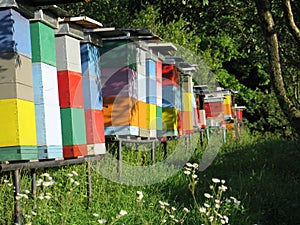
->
[13, 169, 21, 225]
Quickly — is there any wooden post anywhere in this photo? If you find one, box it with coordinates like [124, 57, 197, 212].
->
[151, 141, 155, 164]
[86, 162, 92, 208]
[13, 169, 21, 225]
[118, 140, 122, 181]
[31, 169, 37, 209]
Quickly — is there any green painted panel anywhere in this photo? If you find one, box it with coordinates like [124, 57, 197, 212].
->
[30, 22, 56, 66]
[156, 106, 163, 130]
[0, 146, 38, 162]
[60, 108, 87, 146]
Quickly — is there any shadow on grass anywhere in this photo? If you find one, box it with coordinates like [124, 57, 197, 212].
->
[158, 137, 300, 225]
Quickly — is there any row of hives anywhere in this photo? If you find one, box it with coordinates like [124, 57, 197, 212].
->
[0, 1, 244, 162]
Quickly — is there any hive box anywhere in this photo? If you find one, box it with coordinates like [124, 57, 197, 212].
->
[0, 82, 33, 101]
[82, 76, 103, 110]
[30, 21, 56, 66]
[137, 73, 147, 102]
[35, 104, 62, 146]
[60, 108, 87, 146]
[0, 98, 37, 147]
[85, 109, 105, 144]
[63, 144, 88, 158]
[81, 43, 100, 79]
[182, 92, 192, 112]
[162, 85, 181, 108]
[57, 70, 84, 108]
[0, 9, 32, 58]
[101, 67, 137, 98]
[56, 35, 82, 73]
[0, 146, 38, 162]
[32, 62, 60, 105]
[0, 53, 33, 86]
[38, 145, 63, 160]
[162, 107, 178, 136]
[162, 64, 179, 86]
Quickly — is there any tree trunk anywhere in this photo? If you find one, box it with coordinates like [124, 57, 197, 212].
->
[254, 0, 300, 136]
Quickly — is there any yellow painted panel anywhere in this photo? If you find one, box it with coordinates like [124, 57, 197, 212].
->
[224, 95, 231, 105]
[146, 104, 156, 129]
[162, 107, 178, 131]
[0, 99, 37, 147]
[182, 92, 192, 112]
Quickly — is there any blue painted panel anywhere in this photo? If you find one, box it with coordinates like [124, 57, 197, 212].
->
[146, 58, 156, 78]
[162, 85, 178, 108]
[0, 9, 32, 58]
[104, 126, 139, 136]
[146, 77, 156, 104]
[82, 77, 103, 110]
[32, 62, 60, 105]
[80, 43, 101, 79]
[38, 145, 63, 159]
[35, 104, 63, 146]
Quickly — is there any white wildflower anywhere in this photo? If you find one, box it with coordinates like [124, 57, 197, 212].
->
[204, 193, 212, 198]
[212, 178, 220, 183]
[24, 190, 30, 194]
[221, 219, 226, 224]
[186, 162, 193, 167]
[74, 181, 80, 186]
[215, 199, 221, 204]
[221, 179, 226, 184]
[184, 170, 191, 175]
[192, 163, 199, 168]
[199, 207, 206, 213]
[219, 185, 228, 192]
[171, 207, 176, 211]
[162, 219, 167, 223]
[215, 203, 220, 209]
[98, 219, 107, 224]
[204, 203, 210, 208]
[169, 215, 175, 219]
[119, 210, 127, 216]
[31, 211, 37, 216]
[44, 195, 51, 200]
[192, 174, 198, 179]
[93, 213, 99, 217]
[72, 171, 79, 176]
[208, 216, 214, 222]
[136, 191, 144, 201]
[4, 179, 9, 183]
[70, 178, 75, 183]
[183, 207, 190, 213]
[67, 173, 74, 177]
[41, 173, 50, 178]
[8, 183, 13, 187]
[24, 214, 31, 219]
[223, 215, 229, 223]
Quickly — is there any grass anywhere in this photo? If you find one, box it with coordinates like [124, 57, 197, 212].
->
[0, 129, 299, 224]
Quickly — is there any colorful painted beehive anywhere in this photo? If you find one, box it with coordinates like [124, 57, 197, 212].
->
[30, 9, 63, 159]
[0, 8, 38, 161]
[80, 31, 106, 155]
[162, 62, 181, 136]
[223, 90, 233, 121]
[204, 94, 224, 127]
[193, 85, 207, 129]
[146, 55, 157, 137]
[55, 21, 87, 158]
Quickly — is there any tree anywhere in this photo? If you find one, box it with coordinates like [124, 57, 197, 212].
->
[254, 0, 300, 135]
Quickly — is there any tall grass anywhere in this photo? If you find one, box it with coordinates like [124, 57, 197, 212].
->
[0, 129, 299, 224]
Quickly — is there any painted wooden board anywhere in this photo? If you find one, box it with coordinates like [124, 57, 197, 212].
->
[0, 98, 37, 147]
[156, 62, 162, 107]
[137, 100, 147, 129]
[139, 128, 150, 138]
[32, 62, 60, 105]
[182, 92, 193, 112]
[85, 109, 105, 144]
[146, 77, 156, 104]
[156, 106, 163, 130]
[30, 21, 56, 66]
[38, 145, 63, 160]
[182, 111, 193, 134]
[102, 40, 136, 70]
[162, 64, 179, 86]
[137, 73, 147, 102]
[63, 144, 88, 158]
[103, 96, 139, 127]
[0, 146, 38, 162]
[162, 107, 178, 136]
[0, 53, 33, 86]
[57, 70, 84, 108]
[204, 102, 224, 118]
[55, 35, 82, 73]
[0, 9, 32, 58]
[146, 58, 156, 78]
[35, 103, 62, 146]
[136, 47, 146, 76]
[101, 67, 137, 98]
[0, 82, 33, 101]
[104, 126, 139, 136]
[162, 85, 181, 108]
[82, 76, 103, 110]
[60, 108, 87, 146]
[146, 104, 156, 130]
[80, 43, 100, 79]
[149, 130, 157, 138]
[87, 143, 106, 155]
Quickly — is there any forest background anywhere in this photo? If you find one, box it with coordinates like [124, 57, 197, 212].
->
[62, 0, 300, 138]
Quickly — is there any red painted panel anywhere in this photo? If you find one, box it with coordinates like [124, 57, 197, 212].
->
[236, 110, 243, 120]
[63, 144, 88, 158]
[205, 102, 223, 118]
[57, 70, 84, 108]
[162, 64, 179, 86]
[85, 109, 105, 144]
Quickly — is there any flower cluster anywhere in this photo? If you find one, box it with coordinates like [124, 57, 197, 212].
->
[198, 178, 242, 225]
[159, 200, 184, 224]
[67, 171, 80, 186]
[184, 162, 199, 198]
